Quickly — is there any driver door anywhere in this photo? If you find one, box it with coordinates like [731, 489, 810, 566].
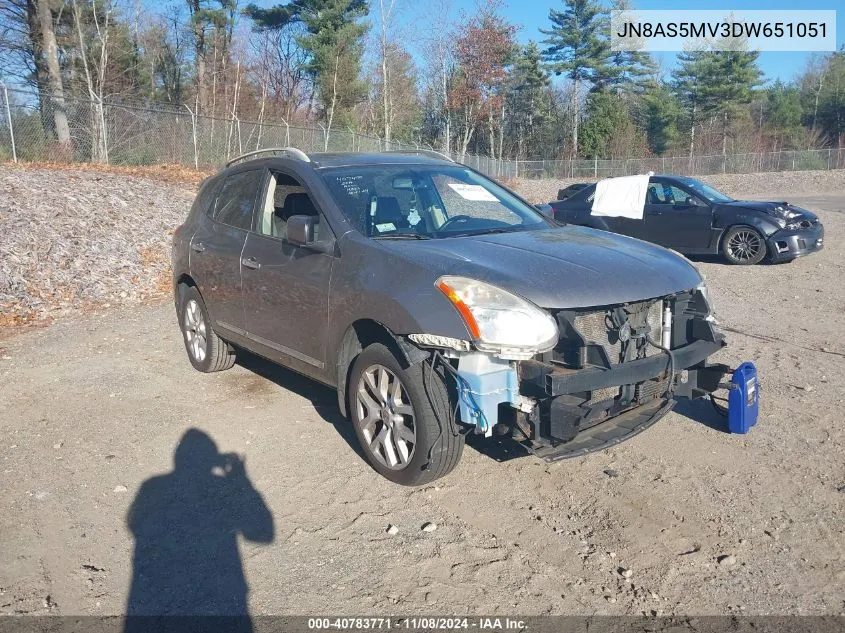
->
[239, 170, 335, 374]
[641, 180, 713, 250]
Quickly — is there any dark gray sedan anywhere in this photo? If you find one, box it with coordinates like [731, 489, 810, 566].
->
[172, 149, 731, 485]
[551, 175, 824, 265]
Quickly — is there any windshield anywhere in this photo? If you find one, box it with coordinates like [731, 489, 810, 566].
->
[319, 165, 549, 239]
[681, 178, 733, 203]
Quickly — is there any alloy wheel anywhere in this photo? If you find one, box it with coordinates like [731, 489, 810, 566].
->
[727, 230, 762, 262]
[355, 364, 416, 470]
[183, 299, 208, 362]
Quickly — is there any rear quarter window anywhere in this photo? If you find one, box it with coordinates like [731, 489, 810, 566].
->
[212, 170, 264, 231]
[192, 177, 220, 218]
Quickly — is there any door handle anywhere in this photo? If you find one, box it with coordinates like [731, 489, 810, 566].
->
[191, 241, 206, 253]
[648, 210, 663, 216]
[242, 257, 261, 270]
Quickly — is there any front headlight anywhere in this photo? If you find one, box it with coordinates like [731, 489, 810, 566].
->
[436, 276, 559, 358]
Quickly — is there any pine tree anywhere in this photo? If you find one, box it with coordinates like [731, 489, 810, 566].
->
[811, 51, 845, 147]
[507, 41, 551, 158]
[765, 80, 802, 149]
[638, 82, 681, 155]
[540, 0, 610, 156]
[672, 44, 762, 165]
[185, 0, 237, 114]
[579, 89, 642, 158]
[603, 0, 656, 94]
[672, 49, 719, 159]
[245, 0, 369, 144]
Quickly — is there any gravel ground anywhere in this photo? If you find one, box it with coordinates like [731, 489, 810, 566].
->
[0, 167, 843, 617]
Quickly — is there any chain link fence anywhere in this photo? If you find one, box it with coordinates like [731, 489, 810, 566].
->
[0, 85, 426, 168]
[491, 150, 845, 180]
[2, 85, 844, 179]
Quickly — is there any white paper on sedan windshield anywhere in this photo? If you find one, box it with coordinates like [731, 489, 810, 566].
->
[448, 183, 499, 202]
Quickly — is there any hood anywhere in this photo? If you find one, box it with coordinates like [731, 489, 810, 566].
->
[719, 200, 818, 223]
[376, 226, 702, 309]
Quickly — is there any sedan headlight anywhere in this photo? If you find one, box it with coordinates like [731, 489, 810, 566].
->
[435, 276, 559, 358]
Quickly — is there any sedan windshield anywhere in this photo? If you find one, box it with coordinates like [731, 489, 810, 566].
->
[319, 165, 549, 239]
[681, 178, 733, 203]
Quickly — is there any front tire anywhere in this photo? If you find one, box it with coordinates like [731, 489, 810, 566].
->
[722, 226, 767, 265]
[348, 343, 464, 486]
[179, 286, 236, 373]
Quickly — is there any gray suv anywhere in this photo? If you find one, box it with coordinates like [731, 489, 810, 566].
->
[172, 148, 730, 485]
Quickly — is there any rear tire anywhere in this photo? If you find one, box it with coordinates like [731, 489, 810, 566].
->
[348, 343, 464, 486]
[722, 226, 767, 265]
[179, 285, 236, 373]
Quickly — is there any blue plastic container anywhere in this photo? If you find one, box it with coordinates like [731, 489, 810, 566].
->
[727, 362, 759, 434]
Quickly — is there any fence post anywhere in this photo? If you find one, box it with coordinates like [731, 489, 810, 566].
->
[184, 104, 198, 169]
[1, 83, 16, 163]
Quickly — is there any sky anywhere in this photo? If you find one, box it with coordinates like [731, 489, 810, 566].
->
[157, 0, 842, 85]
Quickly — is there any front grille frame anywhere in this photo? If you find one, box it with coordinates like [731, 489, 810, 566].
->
[552, 299, 665, 370]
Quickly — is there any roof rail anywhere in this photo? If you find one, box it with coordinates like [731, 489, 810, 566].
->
[226, 147, 310, 167]
[383, 149, 454, 163]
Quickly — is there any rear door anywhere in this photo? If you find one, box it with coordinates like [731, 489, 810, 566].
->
[239, 170, 335, 373]
[641, 180, 713, 249]
[189, 168, 264, 332]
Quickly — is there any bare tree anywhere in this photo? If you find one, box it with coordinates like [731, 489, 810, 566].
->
[37, 0, 70, 144]
[71, 0, 111, 162]
[377, 0, 396, 144]
[419, 0, 454, 153]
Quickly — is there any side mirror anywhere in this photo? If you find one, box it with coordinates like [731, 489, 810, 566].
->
[685, 196, 703, 207]
[535, 203, 554, 219]
[287, 215, 315, 246]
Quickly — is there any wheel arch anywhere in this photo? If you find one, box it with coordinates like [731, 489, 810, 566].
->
[335, 319, 428, 418]
[174, 273, 199, 310]
[719, 223, 771, 264]
[718, 222, 768, 252]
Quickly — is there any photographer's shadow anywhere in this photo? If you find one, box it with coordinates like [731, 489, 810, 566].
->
[125, 429, 274, 632]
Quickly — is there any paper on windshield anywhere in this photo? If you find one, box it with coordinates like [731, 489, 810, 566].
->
[590, 174, 651, 219]
[448, 183, 499, 202]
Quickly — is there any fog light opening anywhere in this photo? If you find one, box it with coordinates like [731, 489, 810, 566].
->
[776, 241, 789, 253]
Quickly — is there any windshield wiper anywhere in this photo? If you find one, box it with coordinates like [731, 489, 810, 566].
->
[373, 232, 431, 240]
[443, 227, 525, 238]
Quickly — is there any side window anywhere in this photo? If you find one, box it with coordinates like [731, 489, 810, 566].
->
[666, 185, 694, 206]
[646, 183, 668, 204]
[192, 178, 220, 218]
[212, 170, 263, 230]
[256, 171, 323, 242]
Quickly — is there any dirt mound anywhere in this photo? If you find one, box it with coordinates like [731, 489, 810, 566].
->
[0, 166, 196, 324]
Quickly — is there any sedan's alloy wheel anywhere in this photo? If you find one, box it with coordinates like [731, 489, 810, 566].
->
[183, 298, 208, 362]
[356, 364, 416, 470]
[726, 229, 763, 262]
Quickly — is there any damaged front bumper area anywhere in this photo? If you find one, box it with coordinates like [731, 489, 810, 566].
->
[766, 219, 824, 262]
[514, 337, 725, 460]
[422, 288, 730, 461]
